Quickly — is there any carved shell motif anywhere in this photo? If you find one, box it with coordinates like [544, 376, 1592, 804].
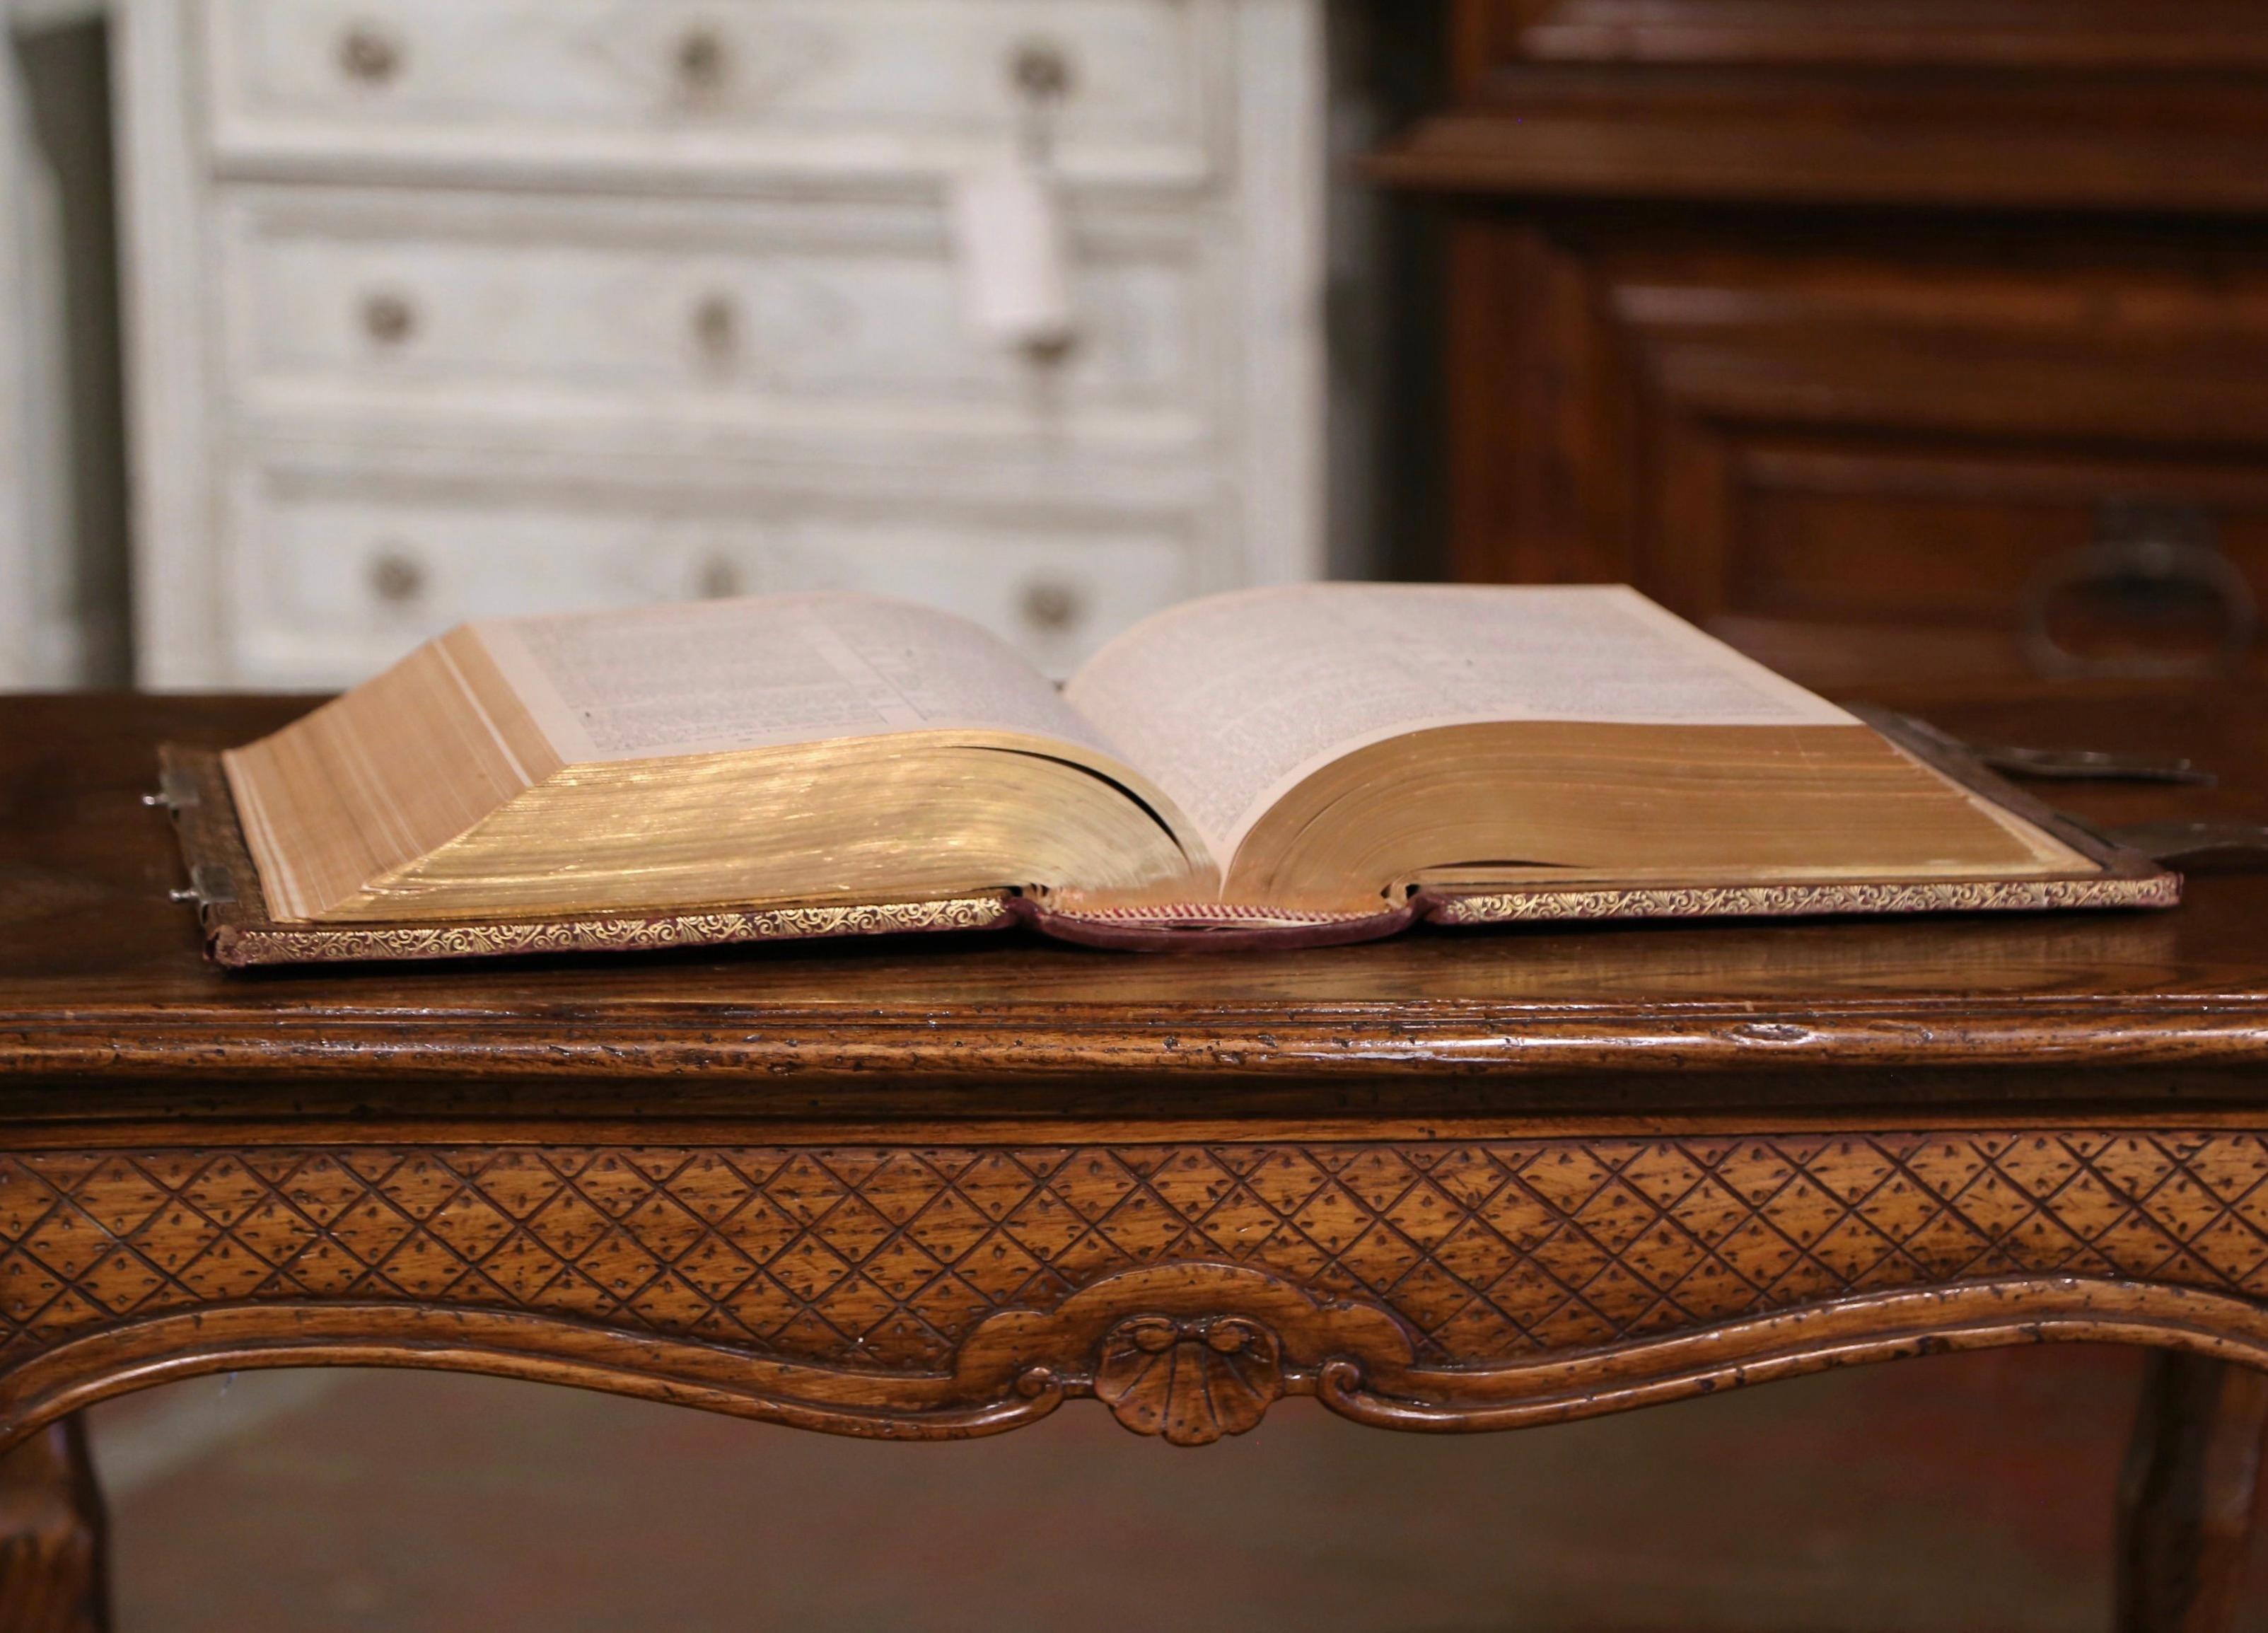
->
[1093, 1315, 1284, 1446]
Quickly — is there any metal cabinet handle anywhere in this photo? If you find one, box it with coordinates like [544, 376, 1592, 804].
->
[361, 291, 416, 347]
[690, 293, 737, 361]
[677, 26, 727, 93]
[1018, 576, 1084, 634]
[2018, 502, 2257, 680]
[368, 550, 426, 606]
[1010, 40, 1074, 101]
[338, 25, 402, 85]
[694, 556, 742, 600]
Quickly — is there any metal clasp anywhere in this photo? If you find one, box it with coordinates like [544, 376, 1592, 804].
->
[168, 865, 238, 909]
[2107, 823, 2268, 864]
[141, 767, 202, 811]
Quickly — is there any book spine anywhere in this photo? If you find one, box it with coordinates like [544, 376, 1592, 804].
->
[1018, 898, 1417, 953]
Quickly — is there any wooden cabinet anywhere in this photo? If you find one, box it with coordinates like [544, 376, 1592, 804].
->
[115, 0, 1324, 687]
[1378, 0, 2268, 689]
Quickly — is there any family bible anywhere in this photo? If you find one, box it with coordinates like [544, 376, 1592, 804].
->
[165, 584, 2175, 965]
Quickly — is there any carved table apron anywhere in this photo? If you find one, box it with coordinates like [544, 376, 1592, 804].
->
[5, 1133, 2267, 1448]
[5, 690, 2268, 1632]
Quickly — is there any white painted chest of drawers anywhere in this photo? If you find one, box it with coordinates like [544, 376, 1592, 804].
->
[114, 0, 1324, 686]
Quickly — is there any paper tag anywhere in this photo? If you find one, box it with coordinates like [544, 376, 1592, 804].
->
[948, 161, 1074, 350]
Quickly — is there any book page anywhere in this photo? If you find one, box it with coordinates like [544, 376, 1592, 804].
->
[1064, 584, 1854, 858]
[475, 593, 1115, 764]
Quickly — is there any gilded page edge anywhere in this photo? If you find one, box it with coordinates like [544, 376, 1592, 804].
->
[1422, 873, 2182, 927]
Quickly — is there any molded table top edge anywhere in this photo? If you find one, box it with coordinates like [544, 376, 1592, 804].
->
[7, 998, 2268, 1081]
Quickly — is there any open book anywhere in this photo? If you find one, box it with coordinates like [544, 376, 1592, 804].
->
[178, 585, 2176, 965]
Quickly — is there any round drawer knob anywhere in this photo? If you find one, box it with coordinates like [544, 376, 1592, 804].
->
[338, 25, 402, 86]
[1010, 40, 1074, 102]
[361, 291, 416, 347]
[1018, 576, 1084, 634]
[695, 556, 742, 600]
[676, 26, 727, 93]
[368, 550, 426, 606]
[690, 294, 737, 360]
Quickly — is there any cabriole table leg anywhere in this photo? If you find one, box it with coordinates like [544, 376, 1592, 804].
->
[2118, 1352, 2268, 1633]
[0, 1416, 104, 1633]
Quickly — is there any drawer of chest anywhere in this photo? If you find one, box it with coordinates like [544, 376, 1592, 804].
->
[202, 0, 1223, 187]
[221, 460, 1207, 687]
[1706, 451, 2268, 689]
[216, 188, 1211, 449]
[1453, 219, 2268, 690]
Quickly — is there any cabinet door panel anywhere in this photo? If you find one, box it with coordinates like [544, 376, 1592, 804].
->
[1446, 216, 2268, 687]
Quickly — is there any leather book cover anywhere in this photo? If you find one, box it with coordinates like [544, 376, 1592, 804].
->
[161, 705, 2180, 969]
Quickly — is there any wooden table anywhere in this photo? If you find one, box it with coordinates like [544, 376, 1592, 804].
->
[5, 690, 2268, 1632]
